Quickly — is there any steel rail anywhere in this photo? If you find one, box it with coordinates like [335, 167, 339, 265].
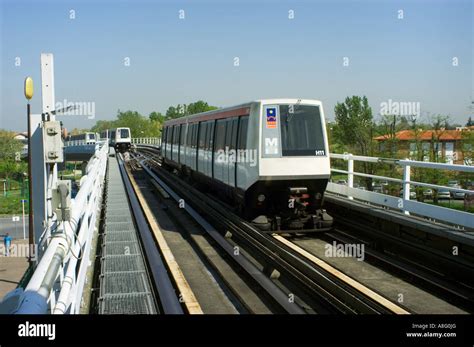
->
[136, 147, 405, 314]
[117, 154, 184, 314]
[134, 155, 306, 314]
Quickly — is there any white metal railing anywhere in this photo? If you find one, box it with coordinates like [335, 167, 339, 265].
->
[64, 139, 97, 147]
[131, 137, 161, 146]
[13, 143, 108, 314]
[328, 153, 474, 230]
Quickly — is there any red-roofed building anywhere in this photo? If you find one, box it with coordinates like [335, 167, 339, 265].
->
[374, 128, 472, 164]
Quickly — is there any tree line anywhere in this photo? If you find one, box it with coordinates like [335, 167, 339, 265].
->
[88, 100, 218, 137]
[331, 96, 474, 199]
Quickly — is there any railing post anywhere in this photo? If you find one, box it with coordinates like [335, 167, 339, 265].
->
[402, 160, 411, 215]
[347, 154, 354, 200]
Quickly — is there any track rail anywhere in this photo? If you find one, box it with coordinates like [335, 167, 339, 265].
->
[324, 228, 474, 312]
[117, 154, 184, 314]
[135, 146, 410, 314]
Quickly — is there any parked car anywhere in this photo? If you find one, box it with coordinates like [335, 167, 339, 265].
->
[399, 189, 416, 199]
[452, 189, 465, 200]
[447, 180, 459, 187]
[373, 185, 383, 193]
[423, 188, 433, 199]
[336, 179, 347, 185]
[437, 189, 451, 200]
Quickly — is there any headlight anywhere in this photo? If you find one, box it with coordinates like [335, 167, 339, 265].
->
[257, 194, 266, 202]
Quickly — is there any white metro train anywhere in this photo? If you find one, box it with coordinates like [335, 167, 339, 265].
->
[160, 99, 333, 232]
[100, 127, 132, 152]
[66, 132, 97, 146]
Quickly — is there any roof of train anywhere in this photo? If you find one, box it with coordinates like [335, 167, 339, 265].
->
[163, 101, 252, 127]
[163, 99, 323, 127]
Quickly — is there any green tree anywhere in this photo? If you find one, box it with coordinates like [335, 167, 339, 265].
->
[334, 96, 376, 189]
[90, 111, 161, 138]
[187, 100, 218, 115]
[90, 120, 114, 133]
[375, 114, 401, 159]
[0, 129, 23, 161]
[467, 116, 473, 127]
[149, 111, 165, 123]
[165, 106, 179, 119]
[334, 96, 375, 156]
[165, 101, 218, 120]
[461, 128, 474, 165]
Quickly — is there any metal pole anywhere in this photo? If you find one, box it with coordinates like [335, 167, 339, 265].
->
[402, 161, 411, 215]
[22, 200, 26, 240]
[347, 154, 354, 200]
[27, 102, 35, 263]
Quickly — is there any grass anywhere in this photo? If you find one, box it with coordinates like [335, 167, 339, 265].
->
[0, 189, 29, 216]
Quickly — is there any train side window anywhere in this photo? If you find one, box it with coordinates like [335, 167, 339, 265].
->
[180, 124, 186, 145]
[204, 122, 211, 151]
[175, 126, 180, 145]
[198, 122, 207, 149]
[191, 124, 197, 148]
[214, 119, 226, 152]
[169, 126, 174, 144]
[161, 127, 167, 144]
[194, 124, 198, 148]
[207, 121, 215, 150]
[237, 116, 249, 150]
[224, 119, 233, 150]
[186, 124, 191, 146]
[199, 122, 209, 150]
[231, 118, 238, 150]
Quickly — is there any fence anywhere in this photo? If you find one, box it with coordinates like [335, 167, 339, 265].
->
[12, 143, 108, 314]
[131, 137, 161, 146]
[327, 153, 474, 230]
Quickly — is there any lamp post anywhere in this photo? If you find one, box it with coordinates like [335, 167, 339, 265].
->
[24, 76, 34, 263]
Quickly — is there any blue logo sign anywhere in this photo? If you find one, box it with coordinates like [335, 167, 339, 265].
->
[266, 108, 277, 128]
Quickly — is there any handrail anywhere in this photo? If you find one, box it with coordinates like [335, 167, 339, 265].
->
[328, 153, 474, 229]
[13, 143, 108, 314]
[131, 137, 161, 146]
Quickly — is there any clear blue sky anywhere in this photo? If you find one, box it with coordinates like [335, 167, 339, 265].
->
[0, 0, 472, 131]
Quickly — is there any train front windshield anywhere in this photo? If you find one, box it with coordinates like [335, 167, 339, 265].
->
[279, 105, 326, 156]
[119, 129, 130, 138]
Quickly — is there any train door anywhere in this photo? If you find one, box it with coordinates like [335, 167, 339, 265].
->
[214, 119, 226, 182]
[169, 125, 174, 161]
[179, 124, 187, 165]
[206, 121, 215, 178]
[178, 124, 186, 165]
[236, 116, 249, 189]
[190, 124, 198, 171]
[224, 118, 238, 187]
[185, 124, 192, 168]
[176, 125, 181, 162]
[197, 122, 206, 174]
